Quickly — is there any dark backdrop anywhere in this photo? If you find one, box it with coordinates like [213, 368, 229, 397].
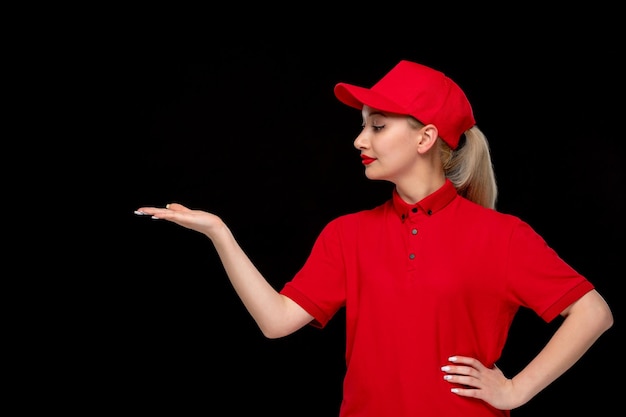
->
[79, 30, 624, 416]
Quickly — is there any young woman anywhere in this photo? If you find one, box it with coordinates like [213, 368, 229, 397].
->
[135, 60, 613, 416]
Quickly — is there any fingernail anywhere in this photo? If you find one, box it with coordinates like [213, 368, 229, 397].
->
[151, 216, 160, 219]
[134, 210, 147, 215]
[448, 356, 457, 362]
[443, 375, 452, 380]
[451, 388, 460, 393]
[441, 366, 451, 371]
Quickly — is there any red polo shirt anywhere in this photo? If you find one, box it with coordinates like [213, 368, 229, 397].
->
[280, 179, 593, 417]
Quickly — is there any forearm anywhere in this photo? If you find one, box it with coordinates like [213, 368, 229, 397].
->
[510, 290, 613, 407]
[208, 223, 312, 338]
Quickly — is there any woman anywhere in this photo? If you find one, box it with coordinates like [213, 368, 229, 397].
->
[135, 60, 613, 416]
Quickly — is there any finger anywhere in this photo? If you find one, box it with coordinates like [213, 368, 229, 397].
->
[135, 204, 170, 213]
[450, 387, 481, 398]
[441, 365, 477, 380]
[443, 374, 479, 388]
[448, 355, 473, 364]
[134, 207, 160, 215]
[448, 356, 485, 370]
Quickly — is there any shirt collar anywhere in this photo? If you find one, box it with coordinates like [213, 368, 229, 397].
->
[392, 178, 458, 221]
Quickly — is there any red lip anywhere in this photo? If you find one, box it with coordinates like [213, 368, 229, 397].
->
[360, 155, 376, 165]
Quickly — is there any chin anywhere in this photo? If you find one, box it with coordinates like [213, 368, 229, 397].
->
[365, 172, 382, 181]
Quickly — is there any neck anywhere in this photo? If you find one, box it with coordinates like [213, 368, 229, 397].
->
[395, 174, 446, 204]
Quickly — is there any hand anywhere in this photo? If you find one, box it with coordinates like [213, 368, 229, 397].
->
[441, 355, 520, 411]
[135, 203, 225, 238]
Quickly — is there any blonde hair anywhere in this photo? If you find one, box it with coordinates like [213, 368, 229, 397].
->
[442, 126, 497, 209]
[409, 117, 498, 209]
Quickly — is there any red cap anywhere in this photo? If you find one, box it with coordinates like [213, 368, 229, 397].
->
[334, 60, 475, 149]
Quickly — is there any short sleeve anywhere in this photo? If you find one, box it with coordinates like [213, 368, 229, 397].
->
[507, 221, 594, 322]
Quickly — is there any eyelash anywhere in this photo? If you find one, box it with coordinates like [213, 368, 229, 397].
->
[361, 125, 385, 131]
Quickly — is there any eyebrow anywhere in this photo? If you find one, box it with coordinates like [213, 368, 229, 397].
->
[365, 111, 386, 118]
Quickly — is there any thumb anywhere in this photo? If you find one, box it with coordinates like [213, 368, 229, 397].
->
[165, 202, 191, 212]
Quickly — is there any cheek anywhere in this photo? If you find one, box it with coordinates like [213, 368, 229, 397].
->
[386, 138, 419, 170]
[368, 123, 417, 156]
[376, 134, 415, 158]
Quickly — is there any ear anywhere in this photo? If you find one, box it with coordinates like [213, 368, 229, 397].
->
[416, 124, 439, 154]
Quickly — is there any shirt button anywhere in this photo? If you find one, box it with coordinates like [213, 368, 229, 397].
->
[427, 209, 432, 215]
[411, 229, 418, 235]
[409, 253, 415, 260]
[411, 207, 418, 213]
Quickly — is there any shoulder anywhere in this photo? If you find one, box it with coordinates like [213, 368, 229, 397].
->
[323, 199, 393, 230]
[453, 195, 528, 230]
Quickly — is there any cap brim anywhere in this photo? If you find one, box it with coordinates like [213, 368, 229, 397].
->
[334, 83, 406, 114]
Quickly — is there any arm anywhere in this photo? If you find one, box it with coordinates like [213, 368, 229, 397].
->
[442, 289, 613, 410]
[135, 203, 314, 338]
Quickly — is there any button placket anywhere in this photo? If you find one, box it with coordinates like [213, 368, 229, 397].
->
[408, 207, 419, 261]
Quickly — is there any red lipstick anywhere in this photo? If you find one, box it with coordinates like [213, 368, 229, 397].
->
[360, 154, 376, 165]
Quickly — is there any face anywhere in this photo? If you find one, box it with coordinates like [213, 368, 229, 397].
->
[354, 105, 422, 183]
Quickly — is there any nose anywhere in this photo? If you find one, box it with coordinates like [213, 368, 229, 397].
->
[353, 130, 368, 150]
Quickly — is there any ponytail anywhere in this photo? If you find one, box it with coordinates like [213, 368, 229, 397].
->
[442, 126, 498, 209]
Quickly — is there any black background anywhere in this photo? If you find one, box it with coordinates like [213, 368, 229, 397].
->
[59, 21, 624, 416]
